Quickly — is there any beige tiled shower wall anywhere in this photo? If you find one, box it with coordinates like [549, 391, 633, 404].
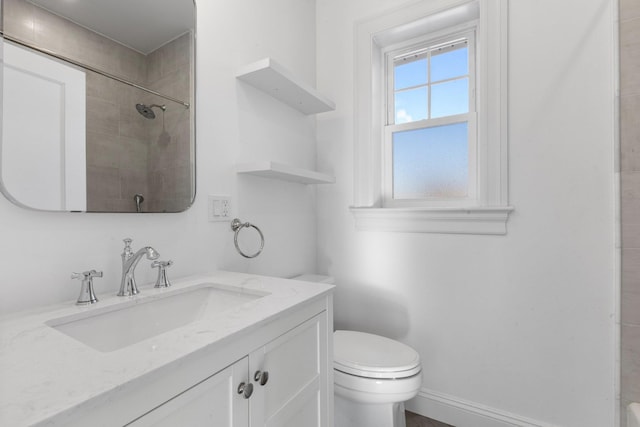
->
[146, 33, 193, 213]
[621, 0, 640, 425]
[85, 71, 150, 212]
[4, 0, 192, 212]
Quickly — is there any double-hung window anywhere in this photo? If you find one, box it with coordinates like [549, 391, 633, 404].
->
[384, 33, 475, 207]
[352, 0, 512, 234]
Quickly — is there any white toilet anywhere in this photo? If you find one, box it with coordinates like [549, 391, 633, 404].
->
[294, 275, 423, 427]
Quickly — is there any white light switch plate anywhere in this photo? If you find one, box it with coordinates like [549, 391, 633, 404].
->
[208, 195, 231, 222]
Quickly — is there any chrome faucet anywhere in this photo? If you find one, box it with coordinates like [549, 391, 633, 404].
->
[118, 238, 160, 296]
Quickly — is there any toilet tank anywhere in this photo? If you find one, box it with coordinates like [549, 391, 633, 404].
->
[293, 274, 335, 284]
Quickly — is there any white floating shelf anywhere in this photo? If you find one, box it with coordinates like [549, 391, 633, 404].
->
[236, 161, 335, 185]
[236, 58, 336, 115]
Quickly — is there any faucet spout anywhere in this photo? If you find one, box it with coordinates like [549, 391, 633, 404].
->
[118, 239, 160, 296]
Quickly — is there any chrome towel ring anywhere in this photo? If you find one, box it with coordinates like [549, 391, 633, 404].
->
[230, 218, 264, 258]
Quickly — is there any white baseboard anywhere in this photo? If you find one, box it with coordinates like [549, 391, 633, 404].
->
[405, 388, 561, 427]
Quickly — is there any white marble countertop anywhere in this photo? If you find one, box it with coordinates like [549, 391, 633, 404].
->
[0, 271, 333, 426]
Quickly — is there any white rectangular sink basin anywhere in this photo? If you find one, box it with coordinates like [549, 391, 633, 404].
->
[46, 284, 264, 352]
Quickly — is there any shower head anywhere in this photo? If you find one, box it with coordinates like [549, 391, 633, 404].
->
[135, 103, 166, 119]
[136, 104, 155, 119]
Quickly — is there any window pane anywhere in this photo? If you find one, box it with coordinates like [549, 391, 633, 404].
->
[431, 78, 468, 118]
[392, 122, 468, 199]
[395, 87, 428, 124]
[431, 45, 468, 82]
[394, 58, 427, 90]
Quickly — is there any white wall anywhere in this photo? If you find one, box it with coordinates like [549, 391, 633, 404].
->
[316, 0, 617, 426]
[0, 0, 318, 315]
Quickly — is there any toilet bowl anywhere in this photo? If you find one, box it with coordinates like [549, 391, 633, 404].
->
[293, 275, 423, 427]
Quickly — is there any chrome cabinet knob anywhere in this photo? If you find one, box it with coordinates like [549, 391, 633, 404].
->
[254, 370, 269, 386]
[237, 382, 254, 399]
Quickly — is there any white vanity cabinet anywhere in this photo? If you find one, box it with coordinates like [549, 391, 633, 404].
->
[127, 311, 329, 427]
[0, 273, 334, 427]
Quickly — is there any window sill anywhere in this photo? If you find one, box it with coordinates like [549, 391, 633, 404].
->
[349, 206, 514, 235]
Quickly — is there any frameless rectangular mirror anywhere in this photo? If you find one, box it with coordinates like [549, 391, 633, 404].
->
[0, 0, 196, 213]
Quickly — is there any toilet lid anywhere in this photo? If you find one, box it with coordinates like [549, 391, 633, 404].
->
[333, 330, 421, 379]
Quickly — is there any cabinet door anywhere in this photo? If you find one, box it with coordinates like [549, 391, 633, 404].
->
[126, 357, 249, 427]
[250, 312, 328, 427]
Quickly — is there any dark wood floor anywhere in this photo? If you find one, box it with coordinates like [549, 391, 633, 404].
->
[406, 411, 454, 427]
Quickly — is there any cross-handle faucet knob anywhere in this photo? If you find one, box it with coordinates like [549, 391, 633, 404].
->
[71, 270, 103, 305]
[122, 238, 133, 258]
[152, 260, 173, 288]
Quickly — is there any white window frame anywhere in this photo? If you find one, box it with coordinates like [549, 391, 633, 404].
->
[383, 31, 477, 207]
[351, 0, 513, 235]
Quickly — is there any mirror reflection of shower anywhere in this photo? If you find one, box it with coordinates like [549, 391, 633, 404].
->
[135, 103, 165, 119]
[135, 103, 171, 146]
[134, 193, 144, 213]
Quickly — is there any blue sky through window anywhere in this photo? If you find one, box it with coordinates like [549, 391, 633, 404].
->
[395, 58, 427, 90]
[394, 44, 468, 124]
[432, 79, 468, 118]
[395, 87, 428, 122]
[431, 47, 467, 82]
